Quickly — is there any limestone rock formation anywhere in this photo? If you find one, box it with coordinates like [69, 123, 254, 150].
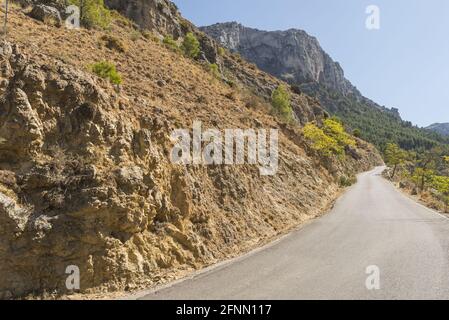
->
[104, 0, 183, 37]
[29, 4, 62, 27]
[201, 22, 359, 97]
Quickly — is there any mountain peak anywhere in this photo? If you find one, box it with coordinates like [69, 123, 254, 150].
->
[201, 22, 358, 97]
[426, 123, 449, 136]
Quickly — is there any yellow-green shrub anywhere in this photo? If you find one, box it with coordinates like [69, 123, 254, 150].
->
[303, 123, 342, 157]
[208, 63, 221, 79]
[90, 61, 122, 85]
[163, 35, 180, 52]
[323, 118, 356, 148]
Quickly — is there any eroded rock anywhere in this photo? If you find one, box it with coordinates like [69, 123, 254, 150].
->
[29, 4, 62, 27]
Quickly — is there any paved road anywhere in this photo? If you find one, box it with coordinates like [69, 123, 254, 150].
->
[140, 167, 449, 300]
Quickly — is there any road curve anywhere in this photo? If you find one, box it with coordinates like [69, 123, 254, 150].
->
[140, 167, 449, 300]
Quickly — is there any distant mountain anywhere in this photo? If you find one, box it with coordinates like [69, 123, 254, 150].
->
[201, 22, 447, 150]
[202, 22, 356, 94]
[426, 123, 449, 136]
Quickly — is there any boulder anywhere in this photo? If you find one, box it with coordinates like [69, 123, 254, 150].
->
[105, 0, 182, 37]
[29, 4, 62, 27]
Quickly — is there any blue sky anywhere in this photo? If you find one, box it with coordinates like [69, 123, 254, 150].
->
[172, 0, 449, 127]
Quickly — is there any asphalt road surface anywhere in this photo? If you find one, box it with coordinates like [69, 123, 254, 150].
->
[139, 167, 449, 300]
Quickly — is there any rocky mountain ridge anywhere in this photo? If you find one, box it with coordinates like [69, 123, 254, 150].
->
[201, 22, 358, 97]
[426, 123, 449, 136]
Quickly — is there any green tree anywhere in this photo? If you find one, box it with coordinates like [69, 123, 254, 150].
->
[411, 146, 442, 184]
[68, 0, 111, 29]
[271, 85, 293, 120]
[182, 32, 200, 59]
[411, 167, 435, 192]
[384, 143, 407, 179]
[352, 128, 361, 138]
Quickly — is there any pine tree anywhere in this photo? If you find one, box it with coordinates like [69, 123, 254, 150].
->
[182, 33, 200, 59]
[271, 85, 293, 120]
[384, 143, 407, 179]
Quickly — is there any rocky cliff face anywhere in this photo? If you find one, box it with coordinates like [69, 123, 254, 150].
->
[201, 22, 359, 97]
[105, 0, 184, 37]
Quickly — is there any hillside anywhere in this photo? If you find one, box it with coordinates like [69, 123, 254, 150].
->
[426, 123, 449, 136]
[0, 2, 382, 298]
[201, 22, 448, 151]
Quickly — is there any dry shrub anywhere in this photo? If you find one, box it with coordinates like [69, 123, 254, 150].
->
[101, 34, 128, 53]
[242, 91, 269, 111]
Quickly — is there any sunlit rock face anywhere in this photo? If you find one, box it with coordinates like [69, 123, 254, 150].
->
[105, 0, 183, 37]
[201, 22, 359, 96]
